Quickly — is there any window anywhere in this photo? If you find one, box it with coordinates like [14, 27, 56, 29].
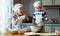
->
[0, 0, 13, 33]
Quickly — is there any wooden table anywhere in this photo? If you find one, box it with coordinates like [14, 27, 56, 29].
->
[24, 32, 56, 36]
[0, 33, 25, 36]
[0, 32, 60, 36]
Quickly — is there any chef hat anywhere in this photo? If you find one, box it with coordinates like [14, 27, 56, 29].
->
[33, 1, 42, 7]
[13, 3, 23, 12]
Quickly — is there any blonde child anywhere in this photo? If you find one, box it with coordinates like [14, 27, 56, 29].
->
[30, 1, 48, 33]
[10, 3, 30, 33]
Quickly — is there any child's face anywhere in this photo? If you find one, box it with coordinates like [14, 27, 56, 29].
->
[35, 6, 42, 12]
[17, 7, 24, 16]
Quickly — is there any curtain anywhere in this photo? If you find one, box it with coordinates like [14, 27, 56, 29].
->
[0, 0, 13, 33]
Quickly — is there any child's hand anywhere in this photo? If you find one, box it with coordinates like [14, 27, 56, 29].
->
[18, 17, 22, 21]
[18, 15, 25, 21]
[32, 20, 35, 26]
[45, 18, 48, 22]
[45, 18, 48, 20]
[20, 15, 25, 19]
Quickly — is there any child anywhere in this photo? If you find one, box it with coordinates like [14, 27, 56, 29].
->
[30, 1, 48, 33]
[10, 3, 30, 33]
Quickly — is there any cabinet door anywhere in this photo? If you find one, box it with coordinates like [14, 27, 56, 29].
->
[55, 26, 60, 31]
[42, 0, 52, 5]
[45, 26, 51, 33]
[55, 0, 60, 5]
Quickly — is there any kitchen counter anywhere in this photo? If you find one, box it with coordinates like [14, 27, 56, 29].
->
[22, 23, 60, 33]
[22, 23, 60, 26]
[0, 33, 56, 36]
[0, 33, 25, 36]
[45, 23, 60, 26]
[0, 32, 59, 36]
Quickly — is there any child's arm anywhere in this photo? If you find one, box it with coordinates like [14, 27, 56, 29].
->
[24, 15, 28, 20]
[12, 17, 19, 25]
[21, 11, 29, 21]
[20, 15, 28, 21]
[32, 13, 35, 25]
[32, 20, 35, 25]
[12, 15, 24, 25]
[44, 17, 48, 22]
[43, 12, 48, 22]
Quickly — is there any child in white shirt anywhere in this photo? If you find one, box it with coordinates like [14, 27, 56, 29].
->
[31, 1, 48, 33]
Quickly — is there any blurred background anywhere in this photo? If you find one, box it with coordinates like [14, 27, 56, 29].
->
[0, 0, 60, 33]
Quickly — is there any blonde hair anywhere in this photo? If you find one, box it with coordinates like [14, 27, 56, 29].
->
[13, 11, 18, 16]
[13, 3, 27, 17]
[13, 3, 23, 16]
[13, 3, 23, 12]
[33, 1, 43, 7]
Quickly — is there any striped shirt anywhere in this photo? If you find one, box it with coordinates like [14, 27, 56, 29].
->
[33, 11, 47, 26]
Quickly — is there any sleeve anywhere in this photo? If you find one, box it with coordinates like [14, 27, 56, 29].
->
[13, 15, 18, 19]
[42, 12, 47, 20]
[32, 13, 36, 21]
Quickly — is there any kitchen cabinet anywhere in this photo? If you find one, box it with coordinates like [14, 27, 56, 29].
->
[42, 0, 52, 5]
[55, 0, 60, 5]
[42, 0, 60, 5]
[55, 26, 60, 31]
[45, 26, 51, 32]
[45, 24, 60, 33]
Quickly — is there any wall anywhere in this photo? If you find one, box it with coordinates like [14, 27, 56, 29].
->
[46, 8, 60, 23]
[22, 0, 60, 19]
[13, 0, 21, 5]
[46, 8, 59, 19]
[22, 0, 30, 14]
[22, 0, 41, 16]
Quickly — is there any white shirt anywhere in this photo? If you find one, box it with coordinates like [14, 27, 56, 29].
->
[33, 11, 47, 26]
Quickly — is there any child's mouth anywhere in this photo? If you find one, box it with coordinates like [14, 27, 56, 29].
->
[20, 12, 22, 13]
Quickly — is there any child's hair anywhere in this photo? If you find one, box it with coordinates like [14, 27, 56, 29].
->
[13, 3, 23, 12]
[13, 3, 23, 16]
[33, 1, 43, 7]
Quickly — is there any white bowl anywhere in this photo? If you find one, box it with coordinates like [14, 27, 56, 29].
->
[30, 26, 40, 32]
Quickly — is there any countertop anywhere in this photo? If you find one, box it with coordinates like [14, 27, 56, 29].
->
[0, 33, 57, 36]
[22, 23, 60, 26]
